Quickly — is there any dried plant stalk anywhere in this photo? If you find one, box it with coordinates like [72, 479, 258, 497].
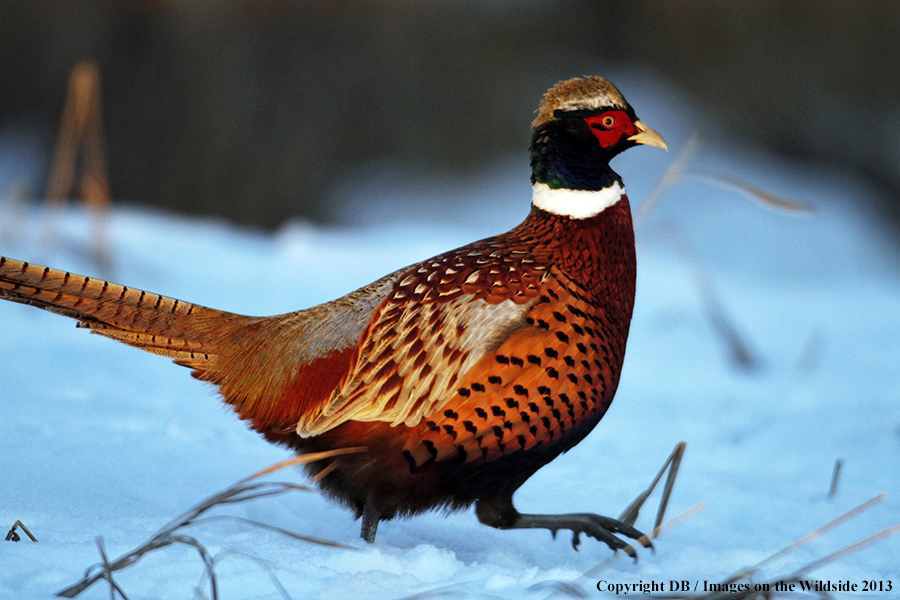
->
[828, 459, 843, 497]
[5, 520, 38, 542]
[539, 494, 895, 600]
[662, 222, 758, 370]
[618, 441, 686, 536]
[57, 447, 366, 599]
[44, 60, 112, 270]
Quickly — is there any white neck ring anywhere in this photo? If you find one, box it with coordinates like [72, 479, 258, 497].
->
[531, 181, 624, 219]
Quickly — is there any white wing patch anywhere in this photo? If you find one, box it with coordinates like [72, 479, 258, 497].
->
[295, 294, 533, 435]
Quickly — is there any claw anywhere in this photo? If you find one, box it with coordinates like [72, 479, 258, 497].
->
[480, 504, 648, 558]
[622, 544, 638, 563]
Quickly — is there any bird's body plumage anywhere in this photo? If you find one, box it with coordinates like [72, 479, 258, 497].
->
[0, 76, 666, 554]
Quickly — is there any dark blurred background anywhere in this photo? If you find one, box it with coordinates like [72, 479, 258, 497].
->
[1, 0, 898, 229]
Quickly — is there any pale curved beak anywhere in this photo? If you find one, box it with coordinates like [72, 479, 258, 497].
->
[628, 120, 668, 151]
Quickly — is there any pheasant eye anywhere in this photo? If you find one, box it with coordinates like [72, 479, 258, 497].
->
[586, 113, 620, 132]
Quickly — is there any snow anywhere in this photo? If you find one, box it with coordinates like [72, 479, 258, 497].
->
[1, 73, 899, 599]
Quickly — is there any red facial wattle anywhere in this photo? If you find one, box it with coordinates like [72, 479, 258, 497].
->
[584, 110, 636, 149]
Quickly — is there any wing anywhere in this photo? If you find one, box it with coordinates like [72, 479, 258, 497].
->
[295, 238, 551, 436]
[189, 270, 401, 431]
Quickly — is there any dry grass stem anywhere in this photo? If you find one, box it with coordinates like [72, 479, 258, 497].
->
[652, 494, 899, 600]
[539, 492, 895, 600]
[634, 131, 810, 373]
[57, 448, 365, 598]
[789, 522, 900, 577]
[238, 446, 367, 482]
[676, 517, 900, 600]
[635, 134, 810, 228]
[828, 459, 843, 497]
[95, 537, 130, 600]
[202, 549, 294, 600]
[619, 441, 687, 535]
[723, 492, 887, 584]
[651, 501, 708, 539]
[540, 503, 707, 600]
[634, 133, 702, 228]
[536, 446, 697, 600]
[690, 172, 812, 214]
[663, 223, 758, 370]
[44, 59, 113, 272]
[5, 520, 39, 542]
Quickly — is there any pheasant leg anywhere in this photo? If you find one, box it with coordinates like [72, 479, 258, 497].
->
[475, 497, 650, 559]
[360, 503, 381, 543]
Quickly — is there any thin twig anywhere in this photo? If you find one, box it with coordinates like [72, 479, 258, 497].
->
[722, 492, 887, 584]
[689, 172, 812, 214]
[95, 538, 129, 600]
[169, 535, 218, 600]
[618, 441, 686, 532]
[238, 447, 367, 483]
[191, 515, 351, 548]
[634, 134, 701, 227]
[57, 448, 366, 598]
[790, 522, 900, 577]
[662, 222, 758, 370]
[828, 459, 843, 497]
[540, 502, 706, 600]
[44, 59, 113, 272]
[5, 520, 38, 542]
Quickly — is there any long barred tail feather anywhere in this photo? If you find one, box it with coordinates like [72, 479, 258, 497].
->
[0, 255, 234, 368]
[0, 254, 367, 433]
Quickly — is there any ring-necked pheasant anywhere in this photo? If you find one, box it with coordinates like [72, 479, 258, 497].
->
[0, 76, 666, 555]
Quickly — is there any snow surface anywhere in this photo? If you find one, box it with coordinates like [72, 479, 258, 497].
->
[1, 73, 899, 599]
